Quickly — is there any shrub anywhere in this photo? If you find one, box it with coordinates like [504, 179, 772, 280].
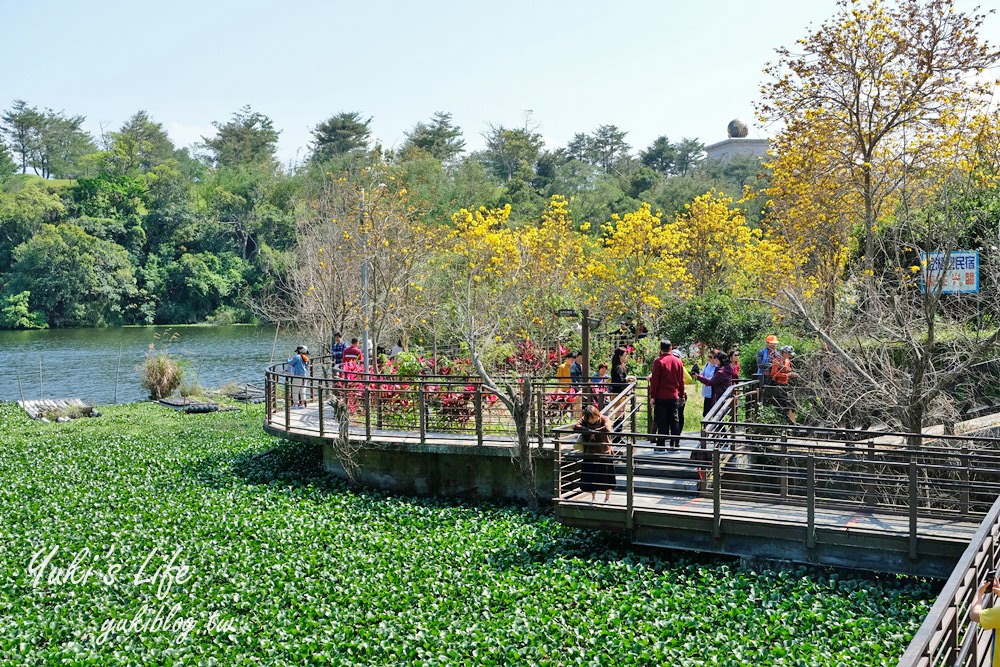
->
[140, 353, 183, 399]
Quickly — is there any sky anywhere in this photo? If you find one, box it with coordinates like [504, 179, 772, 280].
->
[3, 0, 999, 167]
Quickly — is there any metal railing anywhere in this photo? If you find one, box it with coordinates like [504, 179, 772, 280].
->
[263, 357, 608, 445]
[897, 494, 1000, 667]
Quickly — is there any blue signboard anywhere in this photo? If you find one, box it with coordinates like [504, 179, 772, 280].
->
[921, 251, 979, 294]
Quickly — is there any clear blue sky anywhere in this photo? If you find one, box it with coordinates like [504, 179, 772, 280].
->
[3, 0, 998, 166]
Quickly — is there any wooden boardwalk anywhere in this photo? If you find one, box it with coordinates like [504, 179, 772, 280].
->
[557, 487, 978, 576]
[262, 389, 995, 578]
[18, 398, 94, 421]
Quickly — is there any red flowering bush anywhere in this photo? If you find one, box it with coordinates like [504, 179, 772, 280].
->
[503, 340, 567, 376]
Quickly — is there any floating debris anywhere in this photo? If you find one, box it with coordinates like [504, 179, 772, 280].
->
[18, 399, 100, 422]
[223, 384, 266, 404]
[156, 396, 220, 414]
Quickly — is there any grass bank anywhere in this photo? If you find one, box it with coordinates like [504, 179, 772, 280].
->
[0, 402, 933, 665]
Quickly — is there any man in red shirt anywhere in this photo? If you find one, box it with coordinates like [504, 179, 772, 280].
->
[649, 339, 686, 449]
[342, 338, 364, 365]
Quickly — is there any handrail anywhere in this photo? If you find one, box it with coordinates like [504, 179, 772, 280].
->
[897, 493, 1000, 667]
[264, 359, 595, 443]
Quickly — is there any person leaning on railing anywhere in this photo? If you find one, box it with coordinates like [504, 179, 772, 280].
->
[970, 572, 1000, 667]
[572, 404, 616, 503]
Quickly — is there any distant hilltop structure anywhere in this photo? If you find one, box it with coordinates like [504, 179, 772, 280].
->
[704, 119, 770, 162]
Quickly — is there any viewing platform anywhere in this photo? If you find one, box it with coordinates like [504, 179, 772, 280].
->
[262, 357, 1000, 665]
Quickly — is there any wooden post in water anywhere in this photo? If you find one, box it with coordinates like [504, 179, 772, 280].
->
[39, 358, 43, 400]
[16, 372, 25, 405]
[269, 323, 281, 364]
[114, 343, 123, 404]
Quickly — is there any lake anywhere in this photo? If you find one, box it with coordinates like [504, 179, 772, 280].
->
[0, 326, 304, 405]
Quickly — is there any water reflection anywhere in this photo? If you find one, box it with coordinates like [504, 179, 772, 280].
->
[0, 326, 301, 405]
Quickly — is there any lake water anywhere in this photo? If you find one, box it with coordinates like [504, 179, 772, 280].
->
[0, 326, 303, 405]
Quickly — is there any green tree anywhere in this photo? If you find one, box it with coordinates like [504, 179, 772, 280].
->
[590, 124, 631, 175]
[154, 251, 247, 323]
[201, 106, 280, 169]
[0, 180, 66, 272]
[7, 223, 138, 327]
[0, 144, 15, 181]
[31, 109, 95, 179]
[102, 110, 176, 175]
[640, 136, 677, 175]
[674, 138, 705, 176]
[400, 111, 465, 162]
[480, 124, 543, 183]
[1, 100, 42, 174]
[0, 291, 47, 329]
[310, 111, 371, 162]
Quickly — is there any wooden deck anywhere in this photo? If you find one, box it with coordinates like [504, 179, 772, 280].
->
[556, 478, 980, 577]
[262, 386, 997, 578]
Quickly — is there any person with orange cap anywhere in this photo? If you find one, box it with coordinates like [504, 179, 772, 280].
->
[755, 335, 780, 387]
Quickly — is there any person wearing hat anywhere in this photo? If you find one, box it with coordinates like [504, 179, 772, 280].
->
[770, 345, 798, 424]
[755, 335, 780, 387]
[287, 345, 311, 408]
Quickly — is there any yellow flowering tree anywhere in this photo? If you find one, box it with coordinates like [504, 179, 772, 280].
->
[759, 0, 999, 277]
[578, 203, 686, 327]
[672, 191, 761, 298]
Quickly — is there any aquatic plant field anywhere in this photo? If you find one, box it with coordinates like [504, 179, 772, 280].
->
[0, 402, 933, 665]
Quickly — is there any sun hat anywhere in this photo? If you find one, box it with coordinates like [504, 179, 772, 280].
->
[765, 335, 779, 344]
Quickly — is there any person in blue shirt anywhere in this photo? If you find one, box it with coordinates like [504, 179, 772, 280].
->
[329, 332, 347, 367]
[288, 345, 310, 408]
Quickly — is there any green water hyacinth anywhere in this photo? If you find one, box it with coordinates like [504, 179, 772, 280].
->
[0, 402, 933, 665]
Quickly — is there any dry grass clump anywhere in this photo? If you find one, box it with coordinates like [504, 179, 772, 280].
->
[140, 353, 183, 399]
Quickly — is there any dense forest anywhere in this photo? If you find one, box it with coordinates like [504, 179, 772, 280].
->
[0, 102, 760, 329]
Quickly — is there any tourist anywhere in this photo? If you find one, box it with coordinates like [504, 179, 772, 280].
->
[609, 347, 630, 431]
[670, 348, 690, 442]
[755, 335, 780, 387]
[570, 351, 584, 391]
[556, 352, 574, 388]
[389, 339, 404, 359]
[342, 338, 364, 365]
[970, 572, 1000, 642]
[591, 362, 610, 408]
[649, 339, 686, 449]
[610, 347, 629, 397]
[697, 351, 734, 412]
[729, 347, 741, 378]
[700, 350, 719, 417]
[770, 345, 799, 424]
[572, 404, 616, 503]
[330, 332, 346, 367]
[287, 345, 310, 408]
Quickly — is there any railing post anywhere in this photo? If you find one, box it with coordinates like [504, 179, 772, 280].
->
[376, 379, 384, 430]
[630, 385, 637, 434]
[626, 438, 634, 534]
[712, 447, 721, 539]
[780, 433, 788, 500]
[536, 387, 545, 447]
[418, 383, 427, 445]
[555, 430, 563, 500]
[265, 373, 272, 420]
[283, 377, 291, 432]
[364, 383, 372, 440]
[474, 384, 484, 447]
[961, 445, 970, 517]
[318, 385, 325, 437]
[909, 455, 918, 560]
[806, 454, 816, 549]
